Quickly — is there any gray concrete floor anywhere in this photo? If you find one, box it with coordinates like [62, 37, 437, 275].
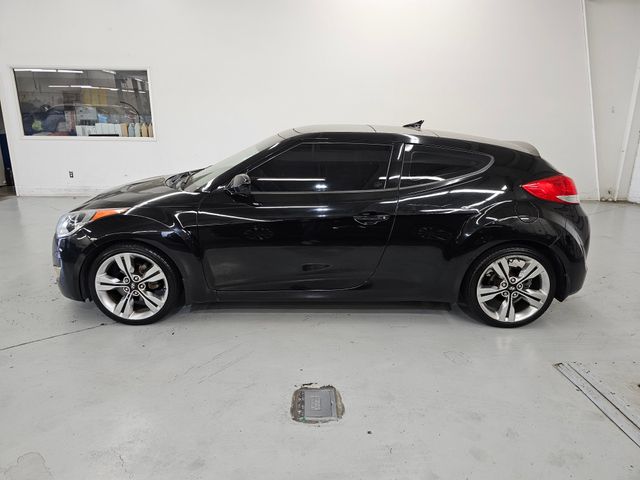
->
[0, 196, 639, 479]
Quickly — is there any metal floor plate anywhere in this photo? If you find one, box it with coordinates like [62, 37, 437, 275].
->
[291, 385, 344, 423]
[555, 361, 640, 447]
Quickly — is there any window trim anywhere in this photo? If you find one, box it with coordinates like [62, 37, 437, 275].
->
[11, 65, 158, 142]
[399, 144, 494, 191]
[247, 141, 395, 194]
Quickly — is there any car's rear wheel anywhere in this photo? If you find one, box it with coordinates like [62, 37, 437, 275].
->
[462, 246, 556, 328]
[88, 243, 180, 325]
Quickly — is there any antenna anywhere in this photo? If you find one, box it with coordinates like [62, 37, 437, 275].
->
[402, 120, 424, 130]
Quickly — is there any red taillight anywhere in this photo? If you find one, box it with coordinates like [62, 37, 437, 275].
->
[521, 175, 579, 204]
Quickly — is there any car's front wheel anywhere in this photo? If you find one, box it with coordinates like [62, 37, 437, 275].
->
[462, 246, 556, 328]
[88, 243, 181, 325]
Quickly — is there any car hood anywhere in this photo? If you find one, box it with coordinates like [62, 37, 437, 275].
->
[76, 175, 202, 211]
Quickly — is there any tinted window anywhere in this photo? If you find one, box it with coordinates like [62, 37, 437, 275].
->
[184, 135, 281, 191]
[401, 147, 490, 188]
[250, 143, 392, 192]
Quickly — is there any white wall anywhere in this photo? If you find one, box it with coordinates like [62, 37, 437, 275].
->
[585, 0, 640, 201]
[629, 144, 640, 203]
[0, 0, 599, 198]
[0, 102, 5, 185]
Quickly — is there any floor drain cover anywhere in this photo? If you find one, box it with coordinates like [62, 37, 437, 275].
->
[291, 385, 344, 423]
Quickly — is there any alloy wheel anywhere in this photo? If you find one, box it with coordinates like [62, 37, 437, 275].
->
[475, 254, 550, 323]
[94, 252, 169, 321]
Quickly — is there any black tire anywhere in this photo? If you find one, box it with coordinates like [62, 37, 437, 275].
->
[88, 243, 181, 325]
[461, 246, 556, 328]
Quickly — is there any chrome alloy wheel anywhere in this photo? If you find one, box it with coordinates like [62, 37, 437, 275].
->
[475, 255, 550, 323]
[94, 252, 169, 321]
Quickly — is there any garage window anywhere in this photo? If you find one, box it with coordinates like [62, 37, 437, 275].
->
[13, 68, 154, 138]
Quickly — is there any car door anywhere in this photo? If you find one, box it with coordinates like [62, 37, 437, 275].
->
[197, 141, 401, 291]
[373, 143, 496, 299]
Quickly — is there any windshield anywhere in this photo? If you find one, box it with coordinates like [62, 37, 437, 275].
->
[184, 135, 282, 191]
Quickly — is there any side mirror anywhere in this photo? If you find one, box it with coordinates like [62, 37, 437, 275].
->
[226, 173, 252, 197]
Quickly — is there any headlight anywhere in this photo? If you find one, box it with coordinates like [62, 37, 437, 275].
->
[55, 208, 128, 238]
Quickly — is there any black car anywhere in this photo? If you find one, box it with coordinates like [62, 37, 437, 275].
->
[53, 123, 589, 327]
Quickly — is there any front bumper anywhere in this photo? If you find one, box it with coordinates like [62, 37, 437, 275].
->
[52, 234, 91, 301]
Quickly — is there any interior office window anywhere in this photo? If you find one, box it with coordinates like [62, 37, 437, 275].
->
[401, 147, 490, 187]
[250, 143, 392, 192]
[13, 68, 154, 137]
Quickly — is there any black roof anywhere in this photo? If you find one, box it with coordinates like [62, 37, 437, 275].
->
[278, 124, 540, 156]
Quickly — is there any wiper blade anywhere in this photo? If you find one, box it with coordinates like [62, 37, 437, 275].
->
[166, 168, 203, 189]
[166, 171, 191, 188]
[177, 173, 195, 189]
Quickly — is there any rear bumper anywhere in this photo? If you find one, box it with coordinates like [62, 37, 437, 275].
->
[555, 248, 587, 300]
[552, 204, 589, 300]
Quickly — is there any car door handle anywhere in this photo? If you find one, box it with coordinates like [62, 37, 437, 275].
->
[353, 212, 391, 225]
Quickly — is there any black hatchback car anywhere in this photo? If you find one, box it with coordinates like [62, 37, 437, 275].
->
[53, 123, 589, 327]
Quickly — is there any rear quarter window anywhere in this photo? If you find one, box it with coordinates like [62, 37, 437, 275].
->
[401, 146, 492, 188]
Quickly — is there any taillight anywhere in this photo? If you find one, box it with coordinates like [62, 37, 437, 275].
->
[521, 175, 579, 204]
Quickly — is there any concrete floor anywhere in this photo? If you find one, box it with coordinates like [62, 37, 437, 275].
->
[0, 196, 639, 479]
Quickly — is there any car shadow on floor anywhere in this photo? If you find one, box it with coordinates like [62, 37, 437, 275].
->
[168, 301, 483, 328]
[183, 301, 481, 326]
[189, 300, 451, 315]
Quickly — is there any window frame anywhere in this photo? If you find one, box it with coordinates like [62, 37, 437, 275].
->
[246, 141, 396, 194]
[11, 65, 158, 142]
[399, 144, 494, 191]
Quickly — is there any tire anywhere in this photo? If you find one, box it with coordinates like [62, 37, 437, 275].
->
[461, 246, 556, 328]
[88, 243, 181, 325]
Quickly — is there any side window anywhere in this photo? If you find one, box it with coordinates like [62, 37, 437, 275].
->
[250, 143, 392, 192]
[401, 146, 491, 188]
